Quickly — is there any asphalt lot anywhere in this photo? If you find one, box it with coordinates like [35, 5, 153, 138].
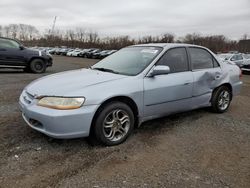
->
[0, 56, 250, 188]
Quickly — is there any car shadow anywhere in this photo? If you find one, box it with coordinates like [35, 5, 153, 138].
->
[25, 107, 211, 148]
[0, 69, 25, 74]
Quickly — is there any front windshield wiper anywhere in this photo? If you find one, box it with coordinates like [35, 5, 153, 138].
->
[91, 67, 120, 74]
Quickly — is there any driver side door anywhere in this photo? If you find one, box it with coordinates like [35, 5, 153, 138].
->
[143, 47, 193, 118]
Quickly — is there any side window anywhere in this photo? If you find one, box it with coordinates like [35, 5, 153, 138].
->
[0, 38, 19, 49]
[237, 54, 243, 60]
[189, 48, 214, 70]
[157, 48, 189, 73]
[230, 55, 237, 61]
[231, 54, 243, 61]
[213, 58, 220, 67]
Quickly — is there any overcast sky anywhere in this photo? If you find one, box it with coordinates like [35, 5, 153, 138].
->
[0, 0, 249, 39]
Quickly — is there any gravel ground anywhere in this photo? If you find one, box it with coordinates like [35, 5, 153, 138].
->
[0, 56, 250, 188]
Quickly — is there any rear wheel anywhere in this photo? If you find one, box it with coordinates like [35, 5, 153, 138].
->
[30, 59, 46, 73]
[211, 86, 232, 113]
[93, 102, 134, 146]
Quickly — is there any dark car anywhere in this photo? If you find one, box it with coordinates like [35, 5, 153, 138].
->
[99, 50, 117, 59]
[92, 50, 108, 59]
[60, 48, 72, 56]
[0, 37, 52, 73]
[85, 49, 101, 58]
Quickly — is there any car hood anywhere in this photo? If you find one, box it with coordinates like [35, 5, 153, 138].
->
[26, 69, 127, 97]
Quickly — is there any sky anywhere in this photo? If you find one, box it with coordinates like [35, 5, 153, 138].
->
[0, 0, 249, 39]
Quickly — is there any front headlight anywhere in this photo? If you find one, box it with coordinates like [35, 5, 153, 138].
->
[37, 97, 85, 110]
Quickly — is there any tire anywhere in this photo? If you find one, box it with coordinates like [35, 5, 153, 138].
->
[93, 102, 135, 146]
[29, 59, 46, 73]
[211, 86, 232, 113]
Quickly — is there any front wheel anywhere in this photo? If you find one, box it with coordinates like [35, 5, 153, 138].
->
[30, 59, 46, 73]
[93, 102, 134, 146]
[211, 86, 232, 113]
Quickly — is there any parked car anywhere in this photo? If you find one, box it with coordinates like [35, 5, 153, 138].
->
[0, 37, 53, 73]
[71, 49, 84, 57]
[99, 50, 117, 59]
[218, 53, 246, 67]
[241, 54, 250, 72]
[60, 48, 71, 56]
[92, 50, 109, 59]
[86, 49, 101, 58]
[19, 43, 242, 146]
[77, 49, 89, 57]
[66, 49, 75, 56]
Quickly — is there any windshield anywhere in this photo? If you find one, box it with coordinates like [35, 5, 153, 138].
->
[92, 46, 162, 76]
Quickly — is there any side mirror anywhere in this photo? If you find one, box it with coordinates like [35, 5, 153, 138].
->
[19, 45, 25, 50]
[148, 65, 170, 77]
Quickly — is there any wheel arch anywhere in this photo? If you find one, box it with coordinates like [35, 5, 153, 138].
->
[90, 96, 139, 135]
[212, 83, 233, 100]
[28, 57, 46, 65]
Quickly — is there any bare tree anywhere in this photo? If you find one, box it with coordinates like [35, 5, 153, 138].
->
[87, 31, 99, 43]
[75, 27, 86, 42]
[9, 24, 19, 39]
[161, 33, 174, 43]
[4, 23, 246, 52]
[19, 24, 29, 40]
[4, 25, 11, 37]
[242, 34, 248, 40]
[27, 25, 39, 40]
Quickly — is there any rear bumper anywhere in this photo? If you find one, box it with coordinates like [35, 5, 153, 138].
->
[232, 81, 243, 96]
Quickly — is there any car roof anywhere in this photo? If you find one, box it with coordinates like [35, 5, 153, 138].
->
[132, 43, 205, 49]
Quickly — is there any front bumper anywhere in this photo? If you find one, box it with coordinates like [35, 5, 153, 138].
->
[19, 91, 98, 139]
[46, 56, 53, 67]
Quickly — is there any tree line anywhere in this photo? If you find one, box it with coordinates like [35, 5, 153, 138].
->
[0, 23, 249, 53]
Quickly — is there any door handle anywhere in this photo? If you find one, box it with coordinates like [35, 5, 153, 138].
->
[214, 75, 222, 80]
[0, 49, 6, 51]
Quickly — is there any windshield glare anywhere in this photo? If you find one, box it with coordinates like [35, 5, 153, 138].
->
[92, 46, 162, 76]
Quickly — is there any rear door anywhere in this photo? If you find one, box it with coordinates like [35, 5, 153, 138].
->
[143, 47, 193, 117]
[188, 47, 222, 107]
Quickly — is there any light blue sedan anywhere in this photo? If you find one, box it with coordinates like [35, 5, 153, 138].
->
[19, 43, 242, 146]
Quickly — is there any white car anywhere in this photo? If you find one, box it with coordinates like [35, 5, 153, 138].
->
[241, 54, 250, 72]
[71, 50, 82, 57]
[67, 49, 81, 57]
[66, 49, 75, 56]
[218, 53, 246, 67]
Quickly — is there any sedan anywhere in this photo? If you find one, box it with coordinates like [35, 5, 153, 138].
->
[217, 53, 246, 67]
[19, 44, 242, 146]
[241, 54, 250, 72]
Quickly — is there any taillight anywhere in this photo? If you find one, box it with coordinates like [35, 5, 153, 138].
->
[239, 68, 242, 79]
